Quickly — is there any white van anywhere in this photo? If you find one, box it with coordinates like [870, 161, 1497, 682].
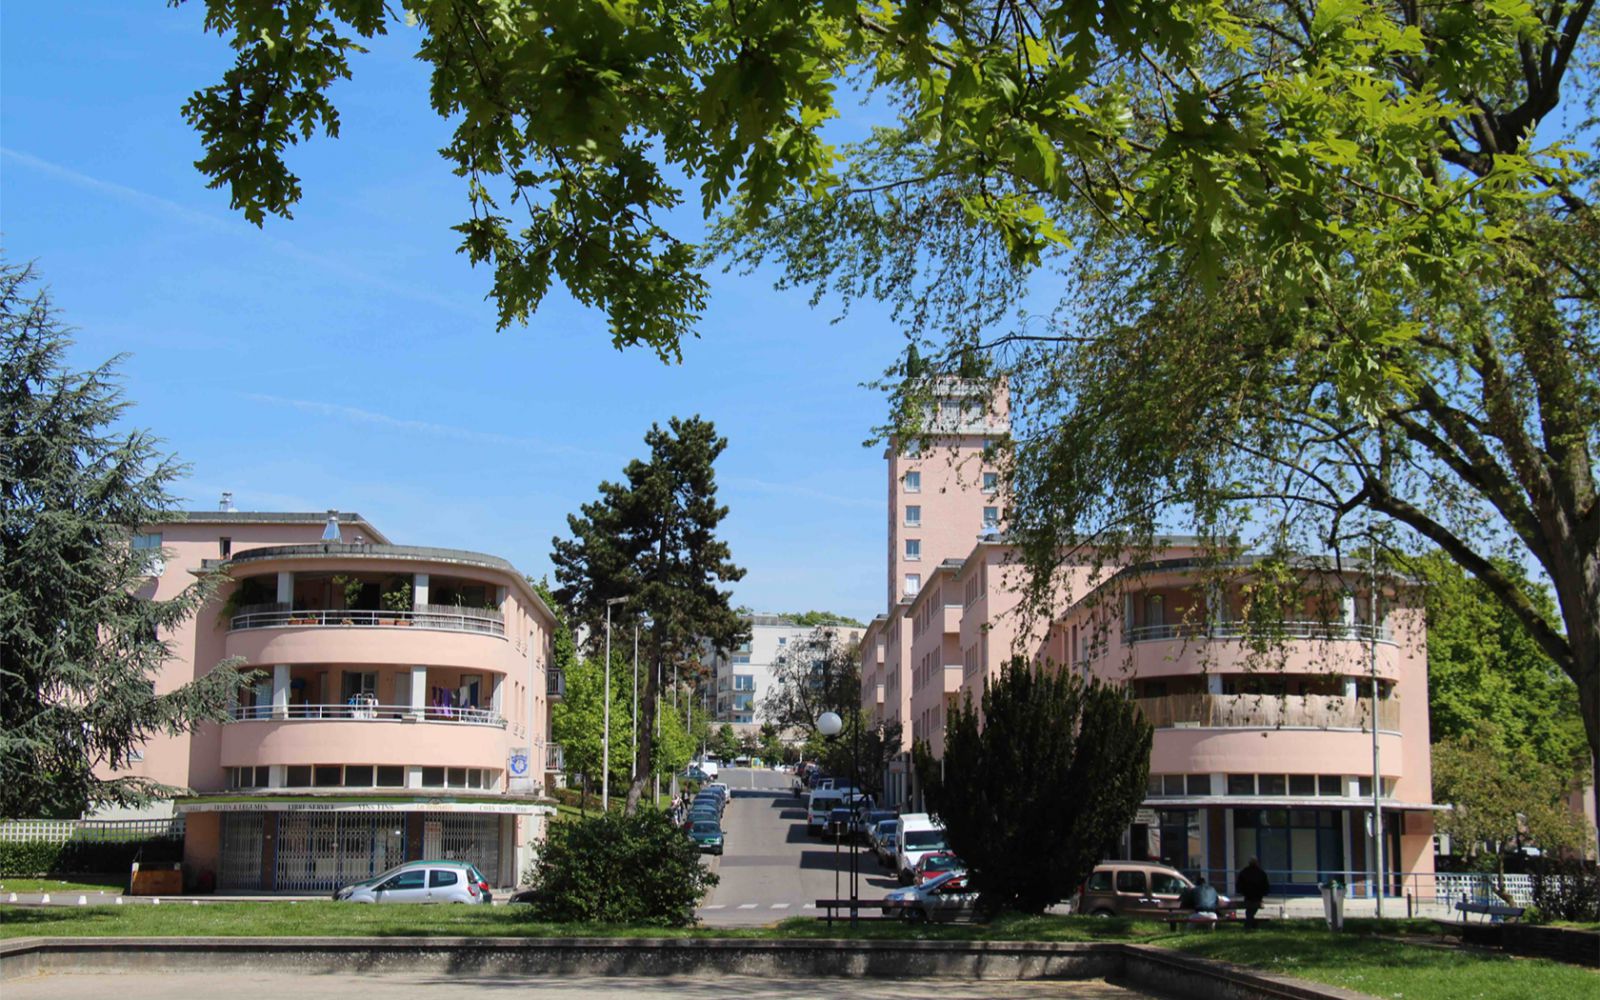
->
[806, 788, 845, 835]
[894, 813, 949, 885]
[696, 758, 720, 780]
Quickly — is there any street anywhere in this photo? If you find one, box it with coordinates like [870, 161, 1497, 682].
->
[695, 767, 897, 927]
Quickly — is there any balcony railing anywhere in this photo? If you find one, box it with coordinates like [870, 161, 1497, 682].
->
[1135, 692, 1400, 732]
[545, 744, 564, 771]
[546, 670, 565, 698]
[229, 702, 506, 727]
[229, 603, 505, 637]
[1123, 620, 1392, 645]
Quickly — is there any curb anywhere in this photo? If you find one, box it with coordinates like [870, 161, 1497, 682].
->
[0, 935, 1375, 999]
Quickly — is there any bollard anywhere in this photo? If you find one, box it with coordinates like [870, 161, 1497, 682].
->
[40, 893, 50, 904]
[78, 895, 87, 906]
[6, 893, 15, 903]
[192, 900, 199, 906]
[115, 897, 124, 905]
[152, 897, 160, 905]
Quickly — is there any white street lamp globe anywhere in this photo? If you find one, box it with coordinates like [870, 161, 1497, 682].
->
[817, 711, 843, 737]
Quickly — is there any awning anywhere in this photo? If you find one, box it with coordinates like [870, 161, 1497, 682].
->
[177, 798, 554, 816]
[1141, 797, 1448, 811]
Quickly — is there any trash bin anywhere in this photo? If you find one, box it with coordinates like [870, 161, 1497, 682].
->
[1320, 881, 1345, 931]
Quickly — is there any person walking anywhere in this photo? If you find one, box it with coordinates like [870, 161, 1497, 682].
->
[1237, 858, 1271, 930]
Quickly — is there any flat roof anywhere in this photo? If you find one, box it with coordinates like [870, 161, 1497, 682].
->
[164, 510, 392, 545]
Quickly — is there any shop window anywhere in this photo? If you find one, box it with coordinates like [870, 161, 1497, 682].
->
[377, 766, 406, 787]
[1186, 774, 1211, 795]
[1318, 775, 1343, 796]
[1228, 774, 1255, 795]
[286, 765, 312, 787]
[447, 767, 467, 788]
[344, 765, 374, 787]
[314, 765, 342, 787]
[1162, 775, 1186, 796]
[1259, 774, 1287, 796]
[1289, 774, 1316, 796]
[466, 769, 483, 790]
[422, 766, 445, 787]
[1147, 774, 1164, 796]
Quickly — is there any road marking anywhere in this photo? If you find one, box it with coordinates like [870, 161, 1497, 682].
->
[769, 903, 790, 909]
[737, 903, 758, 910]
[702, 904, 726, 910]
[803, 903, 817, 909]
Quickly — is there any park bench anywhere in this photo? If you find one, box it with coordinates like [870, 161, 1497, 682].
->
[1455, 899, 1525, 923]
[814, 898, 893, 925]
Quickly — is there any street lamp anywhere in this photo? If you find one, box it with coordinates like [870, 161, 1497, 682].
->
[816, 710, 862, 925]
[603, 596, 626, 811]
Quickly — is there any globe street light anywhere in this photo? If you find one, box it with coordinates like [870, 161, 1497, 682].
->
[815, 709, 860, 924]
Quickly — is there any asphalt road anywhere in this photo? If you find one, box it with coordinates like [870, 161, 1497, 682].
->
[2, 972, 1150, 999]
[695, 767, 898, 927]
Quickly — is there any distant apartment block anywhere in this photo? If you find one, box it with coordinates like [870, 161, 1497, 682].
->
[702, 614, 862, 729]
[102, 505, 560, 892]
[861, 380, 1438, 900]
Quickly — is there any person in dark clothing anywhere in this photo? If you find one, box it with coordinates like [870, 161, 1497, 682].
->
[1237, 858, 1271, 930]
[1178, 875, 1221, 927]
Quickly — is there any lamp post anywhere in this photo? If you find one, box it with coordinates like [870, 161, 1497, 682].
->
[1367, 523, 1384, 918]
[603, 596, 626, 811]
[817, 709, 861, 925]
[632, 620, 640, 783]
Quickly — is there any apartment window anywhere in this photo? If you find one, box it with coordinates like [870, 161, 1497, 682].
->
[733, 675, 755, 692]
[982, 506, 999, 529]
[1318, 775, 1343, 796]
[982, 471, 998, 494]
[904, 471, 921, 493]
[131, 532, 164, 575]
[1186, 774, 1211, 796]
[905, 538, 921, 561]
[447, 767, 467, 788]
[904, 574, 921, 596]
[905, 505, 921, 526]
[1289, 774, 1316, 797]
[1258, 774, 1287, 796]
[343, 765, 374, 787]
[314, 765, 342, 787]
[421, 766, 445, 787]
[733, 654, 751, 665]
[1227, 774, 1255, 796]
[219, 536, 232, 559]
[286, 765, 312, 787]
[377, 766, 406, 788]
[777, 637, 787, 646]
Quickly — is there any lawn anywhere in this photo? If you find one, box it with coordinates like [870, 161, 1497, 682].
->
[0, 875, 128, 895]
[1, 906, 1593, 1000]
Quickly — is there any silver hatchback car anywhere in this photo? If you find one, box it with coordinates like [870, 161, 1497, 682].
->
[333, 860, 488, 904]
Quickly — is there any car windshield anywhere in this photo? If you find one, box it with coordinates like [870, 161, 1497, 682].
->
[904, 830, 947, 849]
[925, 855, 959, 871]
[877, 821, 897, 834]
[692, 822, 720, 834]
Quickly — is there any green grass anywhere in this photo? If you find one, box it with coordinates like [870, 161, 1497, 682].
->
[2, 907, 1593, 1000]
[0, 875, 128, 895]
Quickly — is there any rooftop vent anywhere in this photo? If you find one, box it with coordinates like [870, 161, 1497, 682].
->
[219, 491, 235, 512]
[321, 510, 342, 543]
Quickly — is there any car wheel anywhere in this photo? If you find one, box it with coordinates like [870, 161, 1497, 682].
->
[907, 907, 928, 924]
[1091, 908, 1114, 918]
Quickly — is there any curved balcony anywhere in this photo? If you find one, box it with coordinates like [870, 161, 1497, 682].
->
[220, 712, 507, 769]
[230, 603, 505, 636]
[1135, 692, 1399, 732]
[224, 616, 507, 671]
[1123, 621, 1392, 645]
[230, 703, 505, 726]
[1149, 727, 1405, 780]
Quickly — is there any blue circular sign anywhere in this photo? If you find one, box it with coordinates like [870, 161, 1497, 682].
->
[509, 752, 529, 776]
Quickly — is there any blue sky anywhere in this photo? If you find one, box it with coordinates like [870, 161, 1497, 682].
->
[1, 2, 903, 622]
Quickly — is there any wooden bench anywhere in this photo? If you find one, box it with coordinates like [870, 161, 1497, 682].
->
[814, 898, 894, 924]
[1456, 899, 1525, 923]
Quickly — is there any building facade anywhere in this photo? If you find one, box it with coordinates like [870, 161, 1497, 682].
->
[104, 507, 560, 891]
[860, 381, 1438, 899]
[704, 614, 862, 730]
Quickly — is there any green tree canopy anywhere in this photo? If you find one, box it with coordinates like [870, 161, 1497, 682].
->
[783, 611, 866, 628]
[759, 625, 861, 736]
[551, 416, 747, 812]
[1, 263, 252, 817]
[917, 659, 1153, 915]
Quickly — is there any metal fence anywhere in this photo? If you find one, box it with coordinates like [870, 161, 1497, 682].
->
[229, 702, 505, 726]
[229, 604, 505, 636]
[0, 817, 184, 844]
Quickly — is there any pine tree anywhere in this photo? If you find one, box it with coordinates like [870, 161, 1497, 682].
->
[551, 416, 747, 813]
[0, 263, 252, 817]
[918, 659, 1153, 915]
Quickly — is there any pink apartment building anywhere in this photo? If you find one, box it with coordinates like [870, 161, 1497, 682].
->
[107, 506, 560, 891]
[861, 381, 1438, 898]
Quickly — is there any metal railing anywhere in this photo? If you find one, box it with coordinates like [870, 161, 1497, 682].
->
[229, 702, 505, 726]
[545, 744, 564, 771]
[1123, 620, 1393, 644]
[229, 603, 505, 637]
[1177, 868, 1543, 916]
[1135, 692, 1401, 731]
[547, 669, 565, 698]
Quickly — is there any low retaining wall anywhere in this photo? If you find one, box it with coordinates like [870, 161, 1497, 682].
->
[0, 936, 1373, 999]
[1458, 922, 1600, 967]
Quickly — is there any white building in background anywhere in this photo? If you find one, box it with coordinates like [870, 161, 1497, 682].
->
[702, 615, 866, 730]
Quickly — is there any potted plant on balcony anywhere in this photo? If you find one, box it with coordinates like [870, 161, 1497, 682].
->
[332, 574, 364, 625]
[382, 580, 412, 624]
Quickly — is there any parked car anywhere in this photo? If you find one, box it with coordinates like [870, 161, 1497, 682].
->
[825, 806, 856, 839]
[704, 782, 731, 803]
[1075, 861, 1231, 919]
[862, 810, 897, 845]
[688, 820, 725, 855]
[333, 860, 487, 904]
[873, 822, 899, 866]
[883, 870, 978, 923]
[507, 886, 546, 906]
[894, 814, 949, 885]
[913, 851, 965, 885]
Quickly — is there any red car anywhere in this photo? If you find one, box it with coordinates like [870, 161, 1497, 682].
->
[913, 851, 965, 885]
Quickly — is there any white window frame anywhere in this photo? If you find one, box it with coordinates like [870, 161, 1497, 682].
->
[982, 506, 999, 529]
[905, 538, 921, 561]
[904, 505, 921, 527]
[904, 574, 921, 596]
[904, 471, 921, 493]
[982, 471, 999, 494]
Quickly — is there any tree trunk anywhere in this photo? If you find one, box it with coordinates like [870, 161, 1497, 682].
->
[624, 632, 662, 815]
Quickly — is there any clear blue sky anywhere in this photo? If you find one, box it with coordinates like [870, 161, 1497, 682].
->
[1, 2, 901, 623]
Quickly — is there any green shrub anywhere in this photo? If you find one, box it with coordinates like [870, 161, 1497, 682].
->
[523, 809, 716, 925]
[0, 837, 181, 876]
[1531, 858, 1600, 922]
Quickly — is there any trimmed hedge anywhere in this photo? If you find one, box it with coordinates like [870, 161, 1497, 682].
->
[0, 837, 181, 877]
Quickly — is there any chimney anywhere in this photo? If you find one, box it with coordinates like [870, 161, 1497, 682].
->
[219, 491, 235, 512]
[321, 510, 342, 543]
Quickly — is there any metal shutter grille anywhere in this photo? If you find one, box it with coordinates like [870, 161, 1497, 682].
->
[218, 813, 264, 890]
[425, 812, 500, 883]
[274, 813, 407, 892]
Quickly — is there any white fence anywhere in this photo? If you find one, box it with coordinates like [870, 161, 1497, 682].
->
[1433, 871, 1536, 908]
[0, 817, 184, 844]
